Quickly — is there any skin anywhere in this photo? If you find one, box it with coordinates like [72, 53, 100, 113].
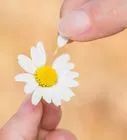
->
[1, 0, 127, 139]
[59, 0, 127, 41]
[0, 97, 76, 140]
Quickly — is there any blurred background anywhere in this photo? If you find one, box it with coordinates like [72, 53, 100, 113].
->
[1, 0, 127, 139]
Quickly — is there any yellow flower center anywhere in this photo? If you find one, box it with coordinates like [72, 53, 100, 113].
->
[34, 66, 58, 87]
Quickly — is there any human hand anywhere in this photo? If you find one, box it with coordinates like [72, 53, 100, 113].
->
[0, 97, 76, 140]
[58, 0, 127, 41]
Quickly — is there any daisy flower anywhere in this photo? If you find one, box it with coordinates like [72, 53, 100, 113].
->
[15, 42, 79, 106]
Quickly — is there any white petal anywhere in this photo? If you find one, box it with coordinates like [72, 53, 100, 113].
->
[53, 54, 75, 76]
[57, 35, 68, 48]
[51, 85, 74, 105]
[65, 79, 79, 87]
[36, 87, 52, 104]
[52, 99, 61, 106]
[40, 85, 62, 106]
[52, 92, 62, 106]
[24, 82, 38, 94]
[53, 54, 70, 67]
[54, 63, 75, 76]
[31, 42, 46, 67]
[32, 88, 42, 105]
[18, 55, 36, 74]
[59, 77, 79, 87]
[63, 63, 75, 70]
[15, 73, 35, 83]
[43, 93, 52, 104]
[56, 70, 79, 88]
[66, 72, 79, 79]
[60, 87, 75, 102]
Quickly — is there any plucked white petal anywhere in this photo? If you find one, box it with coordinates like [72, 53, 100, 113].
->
[18, 55, 36, 74]
[31, 42, 46, 67]
[57, 35, 68, 48]
[15, 73, 35, 83]
[24, 82, 38, 94]
[32, 88, 42, 105]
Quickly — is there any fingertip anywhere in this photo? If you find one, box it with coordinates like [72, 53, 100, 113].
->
[59, 0, 127, 42]
[41, 101, 62, 130]
[58, 10, 91, 39]
[18, 96, 43, 117]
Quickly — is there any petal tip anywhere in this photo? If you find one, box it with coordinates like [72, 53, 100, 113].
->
[17, 54, 22, 60]
[57, 35, 69, 48]
[63, 54, 71, 60]
[36, 41, 44, 48]
[70, 63, 75, 69]
[75, 72, 80, 77]
[75, 81, 80, 87]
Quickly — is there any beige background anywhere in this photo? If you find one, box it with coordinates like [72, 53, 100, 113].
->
[1, 0, 127, 139]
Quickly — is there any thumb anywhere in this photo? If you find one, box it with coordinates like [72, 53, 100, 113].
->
[0, 97, 43, 140]
[58, 0, 127, 41]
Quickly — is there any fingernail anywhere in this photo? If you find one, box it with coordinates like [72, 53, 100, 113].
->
[58, 10, 91, 37]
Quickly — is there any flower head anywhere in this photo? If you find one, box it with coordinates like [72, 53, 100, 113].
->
[15, 42, 79, 106]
